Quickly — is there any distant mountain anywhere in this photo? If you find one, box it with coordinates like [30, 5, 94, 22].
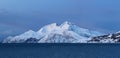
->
[88, 31, 120, 43]
[3, 21, 102, 43]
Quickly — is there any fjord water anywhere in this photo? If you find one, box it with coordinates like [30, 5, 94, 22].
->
[0, 44, 120, 58]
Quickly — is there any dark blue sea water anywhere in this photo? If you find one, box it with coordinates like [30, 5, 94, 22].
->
[0, 43, 120, 58]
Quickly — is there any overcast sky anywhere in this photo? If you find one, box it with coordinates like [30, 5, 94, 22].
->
[0, 0, 120, 38]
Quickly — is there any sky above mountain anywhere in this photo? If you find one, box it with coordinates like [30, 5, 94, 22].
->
[0, 0, 120, 38]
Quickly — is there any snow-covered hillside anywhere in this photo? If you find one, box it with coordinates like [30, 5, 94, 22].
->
[3, 21, 102, 43]
[88, 31, 120, 43]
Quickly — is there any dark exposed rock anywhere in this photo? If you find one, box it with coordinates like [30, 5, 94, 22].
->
[89, 32, 120, 43]
[24, 38, 40, 43]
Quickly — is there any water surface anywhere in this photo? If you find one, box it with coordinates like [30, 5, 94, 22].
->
[0, 43, 120, 58]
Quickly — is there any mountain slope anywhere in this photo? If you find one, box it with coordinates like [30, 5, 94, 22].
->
[3, 21, 102, 43]
[88, 31, 120, 43]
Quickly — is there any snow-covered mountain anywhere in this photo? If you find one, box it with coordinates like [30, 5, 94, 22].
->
[3, 21, 102, 43]
[88, 31, 120, 43]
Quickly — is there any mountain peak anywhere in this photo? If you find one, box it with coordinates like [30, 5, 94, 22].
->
[61, 21, 72, 26]
[47, 23, 57, 27]
[62, 21, 72, 25]
[22, 30, 36, 36]
[60, 21, 72, 30]
[37, 23, 58, 33]
[38, 21, 73, 33]
[25, 30, 35, 33]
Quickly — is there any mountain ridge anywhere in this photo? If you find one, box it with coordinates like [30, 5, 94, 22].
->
[3, 21, 103, 43]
